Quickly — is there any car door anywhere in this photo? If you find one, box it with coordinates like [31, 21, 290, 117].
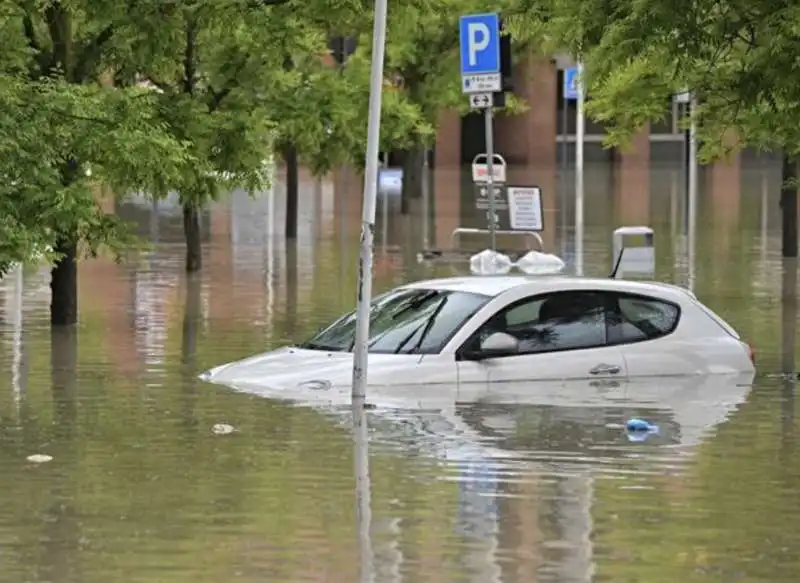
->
[456, 290, 628, 404]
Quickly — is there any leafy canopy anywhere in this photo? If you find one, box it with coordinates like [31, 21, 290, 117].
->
[0, 1, 195, 270]
[542, 0, 800, 158]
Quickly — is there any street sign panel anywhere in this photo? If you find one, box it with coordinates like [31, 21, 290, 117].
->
[459, 13, 501, 94]
[469, 93, 493, 109]
[507, 186, 543, 231]
[472, 183, 508, 230]
[564, 66, 580, 100]
[471, 153, 506, 183]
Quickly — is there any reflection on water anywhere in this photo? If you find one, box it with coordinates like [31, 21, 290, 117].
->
[0, 160, 798, 582]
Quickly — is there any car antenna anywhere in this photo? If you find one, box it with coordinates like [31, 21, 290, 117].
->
[609, 247, 624, 279]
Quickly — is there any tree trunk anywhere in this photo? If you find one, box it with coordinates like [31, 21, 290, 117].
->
[400, 145, 425, 215]
[285, 145, 299, 239]
[781, 152, 798, 258]
[183, 202, 202, 272]
[285, 240, 298, 335]
[51, 325, 78, 437]
[50, 237, 79, 326]
[181, 273, 202, 365]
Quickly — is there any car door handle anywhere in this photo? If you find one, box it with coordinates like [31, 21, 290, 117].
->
[590, 363, 621, 375]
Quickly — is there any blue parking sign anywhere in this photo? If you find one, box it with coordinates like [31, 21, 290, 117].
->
[564, 66, 580, 100]
[459, 13, 501, 93]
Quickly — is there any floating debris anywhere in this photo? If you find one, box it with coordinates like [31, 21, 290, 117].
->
[212, 423, 235, 435]
[26, 454, 53, 463]
[626, 418, 655, 432]
[625, 418, 660, 442]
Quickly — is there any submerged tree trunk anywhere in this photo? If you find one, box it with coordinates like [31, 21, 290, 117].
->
[400, 145, 425, 215]
[50, 237, 79, 326]
[284, 145, 299, 239]
[781, 153, 798, 259]
[183, 201, 202, 272]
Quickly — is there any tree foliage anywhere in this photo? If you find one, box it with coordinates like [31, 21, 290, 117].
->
[0, 1, 193, 280]
[542, 0, 800, 159]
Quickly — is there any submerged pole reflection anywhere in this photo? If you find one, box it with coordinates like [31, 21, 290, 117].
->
[352, 398, 374, 583]
[10, 264, 24, 415]
[781, 257, 797, 378]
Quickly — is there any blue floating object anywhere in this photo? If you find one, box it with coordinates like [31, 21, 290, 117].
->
[626, 418, 654, 432]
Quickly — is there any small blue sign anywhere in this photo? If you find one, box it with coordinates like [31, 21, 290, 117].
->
[564, 66, 580, 100]
[459, 13, 501, 76]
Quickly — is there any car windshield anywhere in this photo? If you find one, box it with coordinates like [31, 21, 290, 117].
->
[299, 288, 490, 354]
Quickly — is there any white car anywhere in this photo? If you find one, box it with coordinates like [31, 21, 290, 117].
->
[202, 272, 756, 408]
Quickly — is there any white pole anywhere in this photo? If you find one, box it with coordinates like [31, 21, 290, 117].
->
[561, 87, 568, 256]
[353, 401, 374, 583]
[380, 153, 388, 251]
[11, 264, 23, 414]
[575, 62, 585, 276]
[265, 179, 275, 340]
[422, 149, 430, 249]
[687, 94, 698, 293]
[351, 0, 388, 392]
[485, 108, 496, 250]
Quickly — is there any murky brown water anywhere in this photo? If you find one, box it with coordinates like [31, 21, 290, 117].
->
[0, 161, 798, 582]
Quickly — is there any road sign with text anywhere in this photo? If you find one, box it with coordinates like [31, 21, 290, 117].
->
[459, 13, 501, 94]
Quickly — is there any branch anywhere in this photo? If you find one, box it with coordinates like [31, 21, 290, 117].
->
[22, 13, 51, 76]
[22, 14, 38, 51]
[73, 25, 115, 82]
[51, 110, 115, 126]
[247, 0, 291, 6]
[208, 55, 251, 110]
[183, 16, 198, 94]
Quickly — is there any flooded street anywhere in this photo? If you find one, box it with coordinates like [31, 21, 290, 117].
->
[0, 160, 798, 582]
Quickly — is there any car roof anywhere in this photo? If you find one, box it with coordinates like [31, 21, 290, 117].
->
[401, 275, 695, 302]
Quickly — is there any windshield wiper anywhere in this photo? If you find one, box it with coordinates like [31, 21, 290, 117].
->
[390, 290, 439, 321]
[394, 296, 448, 354]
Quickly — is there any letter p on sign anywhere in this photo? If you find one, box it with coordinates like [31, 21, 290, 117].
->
[467, 23, 490, 66]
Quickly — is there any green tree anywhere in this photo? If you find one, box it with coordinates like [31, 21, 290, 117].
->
[540, 0, 800, 156]
[539, 0, 800, 256]
[0, 2, 193, 325]
[118, 0, 398, 269]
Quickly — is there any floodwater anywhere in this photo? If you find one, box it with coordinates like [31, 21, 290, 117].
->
[0, 160, 798, 582]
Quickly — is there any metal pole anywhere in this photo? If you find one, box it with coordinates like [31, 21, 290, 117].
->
[380, 152, 388, 251]
[575, 62, 585, 276]
[353, 400, 375, 583]
[687, 94, 698, 293]
[351, 0, 388, 400]
[561, 89, 568, 255]
[11, 264, 23, 415]
[485, 106, 496, 250]
[422, 148, 430, 249]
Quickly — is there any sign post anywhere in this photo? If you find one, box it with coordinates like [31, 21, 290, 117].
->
[563, 64, 585, 275]
[351, 0, 388, 406]
[563, 66, 579, 256]
[460, 12, 501, 250]
[674, 89, 696, 290]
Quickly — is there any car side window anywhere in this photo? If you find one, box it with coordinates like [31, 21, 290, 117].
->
[470, 291, 609, 355]
[607, 294, 680, 344]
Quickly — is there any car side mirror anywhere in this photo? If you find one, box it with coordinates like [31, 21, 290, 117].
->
[465, 332, 519, 360]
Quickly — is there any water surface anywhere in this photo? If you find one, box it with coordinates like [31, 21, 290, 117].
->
[0, 160, 798, 582]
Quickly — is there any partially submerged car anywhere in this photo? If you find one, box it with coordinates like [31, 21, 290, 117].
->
[202, 263, 756, 406]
